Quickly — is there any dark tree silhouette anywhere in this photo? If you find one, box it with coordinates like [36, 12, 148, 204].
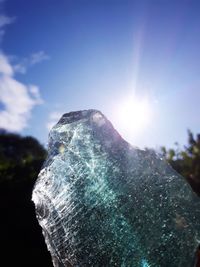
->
[160, 130, 200, 196]
[0, 130, 52, 267]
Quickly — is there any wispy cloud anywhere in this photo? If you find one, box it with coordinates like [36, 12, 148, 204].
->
[0, 15, 15, 28]
[13, 51, 50, 74]
[46, 111, 63, 131]
[30, 51, 50, 65]
[0, 14, 15, 40]
[29, 85, 43, 104]
[0, 52, 43, 131]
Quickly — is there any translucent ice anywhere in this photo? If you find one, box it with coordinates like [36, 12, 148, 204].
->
[32, 110, 200, 267]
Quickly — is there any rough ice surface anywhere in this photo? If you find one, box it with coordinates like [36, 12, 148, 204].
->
[32, 109, 200, 267]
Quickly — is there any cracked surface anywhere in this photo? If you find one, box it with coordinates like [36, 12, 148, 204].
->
[32, 109, 200, 267]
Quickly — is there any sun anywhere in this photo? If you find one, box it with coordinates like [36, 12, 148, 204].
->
[112, 94, 152, 142]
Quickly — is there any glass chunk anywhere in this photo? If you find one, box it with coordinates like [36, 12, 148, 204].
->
[32, 110, 200, 267]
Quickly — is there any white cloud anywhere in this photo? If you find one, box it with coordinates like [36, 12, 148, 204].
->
[29, 85, 44, 104]
[30, 51, 50, 65]
[0, 15, 15, 28]
[0, 11, 45, 132]
[0, 52, 43, 132]
[46, 111, 63, 131]
[0, 53, 13, 75]
[13, 51, 50, 74]
[13, 61, 27, 74]
[0, 15, 15, 41]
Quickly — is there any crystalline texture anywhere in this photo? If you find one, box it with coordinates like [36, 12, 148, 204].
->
[32, 110, 200, 267]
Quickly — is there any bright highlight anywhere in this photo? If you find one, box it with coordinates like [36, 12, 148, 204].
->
[112, 93, 153, 143]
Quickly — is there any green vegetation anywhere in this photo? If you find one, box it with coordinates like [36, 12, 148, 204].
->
[160, 130, 200, 196]
[0, 130, 47, 183]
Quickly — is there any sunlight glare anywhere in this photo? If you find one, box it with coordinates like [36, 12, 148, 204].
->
[112, 94, 153, 143]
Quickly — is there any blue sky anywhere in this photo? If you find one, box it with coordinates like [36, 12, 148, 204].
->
[0, 0, 200, 149]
